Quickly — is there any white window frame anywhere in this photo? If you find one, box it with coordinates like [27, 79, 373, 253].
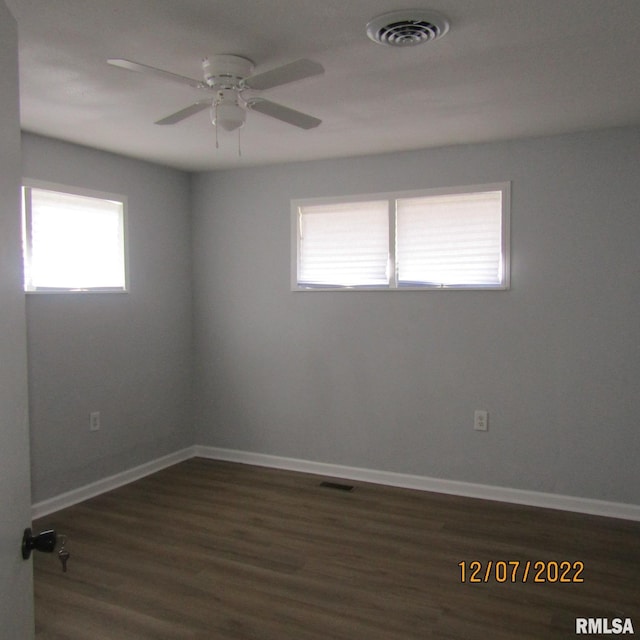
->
[291, 182, 511, 291]
[22, 180, 129, 294]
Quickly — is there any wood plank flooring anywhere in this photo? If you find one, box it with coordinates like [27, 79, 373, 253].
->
[33, 458, 640, 639]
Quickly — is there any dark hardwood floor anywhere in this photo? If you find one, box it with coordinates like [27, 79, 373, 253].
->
[33, 458, 640, 639]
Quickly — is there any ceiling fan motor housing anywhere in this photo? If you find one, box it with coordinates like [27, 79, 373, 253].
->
[202, 54, 254, 88]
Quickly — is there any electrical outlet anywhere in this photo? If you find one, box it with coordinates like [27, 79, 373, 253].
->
[89, 411, 100, 431]
[474, 410, 488, 431]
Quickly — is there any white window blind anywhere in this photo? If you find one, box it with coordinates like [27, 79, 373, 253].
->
[293, 183, 509, 291]
[298, 200, 389, 287]
[396, 190, 504, 287]
[23, 186, 127, 292]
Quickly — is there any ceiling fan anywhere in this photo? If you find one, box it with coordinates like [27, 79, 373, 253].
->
[107, 55, 324, 132]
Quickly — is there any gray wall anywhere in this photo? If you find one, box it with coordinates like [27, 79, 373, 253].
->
[23, 133, 193, 503]
[191, 126, 640, 505]
[23, 126, 640, 507]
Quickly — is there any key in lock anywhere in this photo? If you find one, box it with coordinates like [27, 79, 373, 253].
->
[57, 534, 70, 573]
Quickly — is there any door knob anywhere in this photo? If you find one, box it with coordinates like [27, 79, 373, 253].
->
[21, 528, 57, 560]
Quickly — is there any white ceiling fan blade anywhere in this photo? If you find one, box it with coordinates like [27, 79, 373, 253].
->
[244, 59, 324, 91]
[247, 98, 321, 129]
[155, 102, 210, 125]
[108, 58, 204, 89]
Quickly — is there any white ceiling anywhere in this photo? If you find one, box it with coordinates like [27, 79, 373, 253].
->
[7, 0, 640, 171]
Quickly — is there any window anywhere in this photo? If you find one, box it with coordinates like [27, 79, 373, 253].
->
[22, 183, 127, 292]
[292, 183, 510, 290]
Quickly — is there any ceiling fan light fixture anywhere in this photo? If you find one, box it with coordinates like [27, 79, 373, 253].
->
[366, 9, 450, 47]
[216, 102, 245, 131]
[211, 90, 246, 131]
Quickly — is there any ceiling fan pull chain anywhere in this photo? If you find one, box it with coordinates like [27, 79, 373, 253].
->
[215, 102, 219, 149]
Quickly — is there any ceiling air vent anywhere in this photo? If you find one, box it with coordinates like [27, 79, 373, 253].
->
[366, 9, 450, 47]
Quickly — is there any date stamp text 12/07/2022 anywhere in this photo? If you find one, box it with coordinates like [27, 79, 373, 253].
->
[458, 560, 584, 584]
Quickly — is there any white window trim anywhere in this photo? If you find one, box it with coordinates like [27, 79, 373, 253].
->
[291, 182, 511, 291]
[22, 179, 130, 294]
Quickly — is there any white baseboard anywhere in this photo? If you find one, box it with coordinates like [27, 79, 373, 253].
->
[31, 446, 196, 520]
[32, 444, 640, 522]
[194, 445, 640, 522]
